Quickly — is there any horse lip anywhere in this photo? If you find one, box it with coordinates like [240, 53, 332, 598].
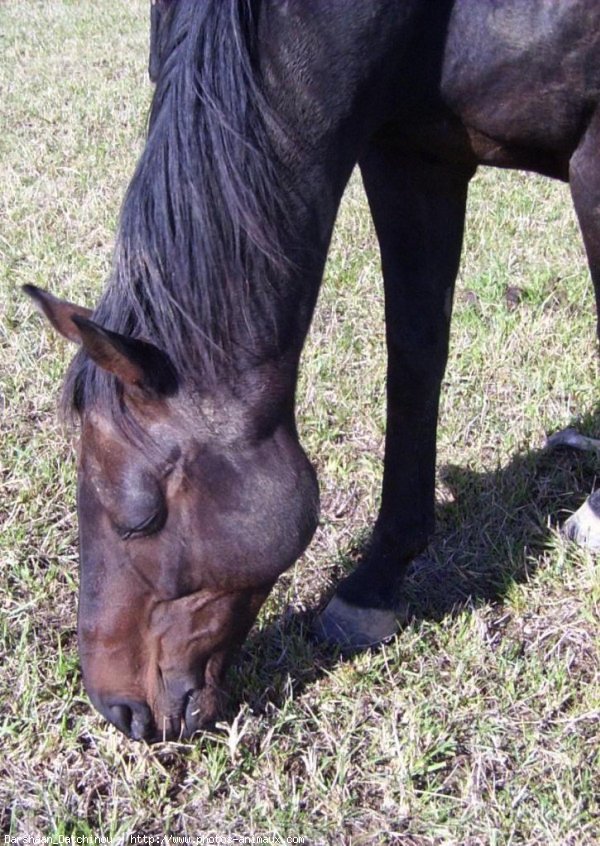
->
[184, 689, 202, 734]
[184, 688, 215, 737]
[130, 713, 152, 741]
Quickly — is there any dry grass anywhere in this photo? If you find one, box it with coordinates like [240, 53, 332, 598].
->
[1, 2, 599, 843]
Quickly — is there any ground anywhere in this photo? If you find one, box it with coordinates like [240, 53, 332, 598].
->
[0, 2, 598, 843]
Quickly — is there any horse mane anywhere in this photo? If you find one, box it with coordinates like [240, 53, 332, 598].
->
[63, 0, 295, 422]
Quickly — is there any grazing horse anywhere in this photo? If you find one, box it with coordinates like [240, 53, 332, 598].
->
[25, 0, 600, 742]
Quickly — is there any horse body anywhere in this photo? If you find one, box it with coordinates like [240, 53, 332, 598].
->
[443, 0, 599, 170]
[26, 0, 600, 741]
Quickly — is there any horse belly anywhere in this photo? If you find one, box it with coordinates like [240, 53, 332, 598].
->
[440, 0, 600, 164]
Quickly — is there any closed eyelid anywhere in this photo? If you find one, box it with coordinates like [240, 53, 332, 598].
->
[116, 505, 167, 541]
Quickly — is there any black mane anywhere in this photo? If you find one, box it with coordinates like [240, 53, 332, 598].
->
[64, 0, 294, 418]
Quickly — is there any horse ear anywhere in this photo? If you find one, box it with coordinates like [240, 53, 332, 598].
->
[71, 316, 178, 398]
[23, 285, 177, 397]
[23, 284, 93, 343]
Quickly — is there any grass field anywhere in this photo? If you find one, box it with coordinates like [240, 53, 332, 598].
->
[1, 2, 599, 843]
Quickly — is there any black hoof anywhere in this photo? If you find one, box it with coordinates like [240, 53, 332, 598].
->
[313, 595, 410, 650]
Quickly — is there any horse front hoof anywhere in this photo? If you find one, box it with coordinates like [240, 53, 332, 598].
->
[545, 428, 600, 455]
[563, 496, 600, 552]
[312, 595, 408, 650]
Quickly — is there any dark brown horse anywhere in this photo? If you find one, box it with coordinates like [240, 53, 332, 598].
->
[25, 0, 600, 742]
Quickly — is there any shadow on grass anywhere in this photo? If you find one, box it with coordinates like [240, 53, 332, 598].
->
[231, 407, 600, 716]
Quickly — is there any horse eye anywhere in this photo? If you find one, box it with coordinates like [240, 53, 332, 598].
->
[117, 507, 167, 541]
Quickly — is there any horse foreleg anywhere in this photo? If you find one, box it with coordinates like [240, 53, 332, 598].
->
[564, 110, 600, 552]
[314, 141, 473, 648]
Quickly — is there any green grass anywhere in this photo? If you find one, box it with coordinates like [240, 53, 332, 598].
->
[1, 2, 599, 843]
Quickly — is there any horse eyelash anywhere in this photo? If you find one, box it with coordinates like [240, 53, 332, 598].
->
[117, 510, 166, 541]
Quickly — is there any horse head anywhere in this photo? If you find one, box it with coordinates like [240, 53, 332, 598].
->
[25, 285, 319, 741]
